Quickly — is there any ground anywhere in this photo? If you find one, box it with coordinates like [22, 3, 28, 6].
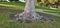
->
[0, 2, 60, 28]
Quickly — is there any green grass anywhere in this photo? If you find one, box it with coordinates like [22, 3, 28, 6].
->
[0, 2, 60, 14]
[0, 2, 25, 6]
[0, 8, 60, 28]
[36, 6, 60, 14]
[0, 2, 25, 10]
[0, 2, 60, 28]
[0, 6, 60, 28]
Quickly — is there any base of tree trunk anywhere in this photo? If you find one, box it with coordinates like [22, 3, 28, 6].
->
[10, 11, 53, 23]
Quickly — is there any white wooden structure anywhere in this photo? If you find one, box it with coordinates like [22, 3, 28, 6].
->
[0, 0, 25, 2]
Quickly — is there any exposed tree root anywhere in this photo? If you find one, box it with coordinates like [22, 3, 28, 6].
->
[11, 12, 53, 23]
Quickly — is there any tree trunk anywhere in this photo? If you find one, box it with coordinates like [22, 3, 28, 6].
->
[14, 0, 53, 23]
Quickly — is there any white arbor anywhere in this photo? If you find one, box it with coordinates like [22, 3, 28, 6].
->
[19, 0, 25, 2]
[4, 0, 25, 2]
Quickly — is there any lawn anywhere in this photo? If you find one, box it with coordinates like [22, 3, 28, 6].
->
[0, 2, 60, 14]
[0, 2, 60, 28]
